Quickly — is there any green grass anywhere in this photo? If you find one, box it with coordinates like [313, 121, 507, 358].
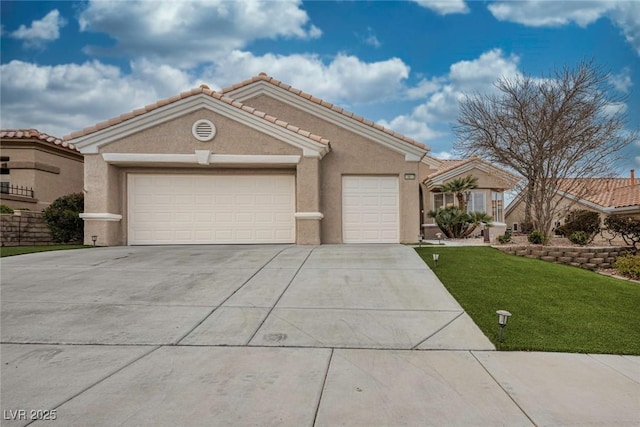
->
[415, 246, 640, 355]
[1, 245, 92, 257]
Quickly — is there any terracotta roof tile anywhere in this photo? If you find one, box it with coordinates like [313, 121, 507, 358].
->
[557, 178, 640, 209]
[63, 87, 331, 148]
[221, 73, 427, 150]
[1, 129, 80, 153]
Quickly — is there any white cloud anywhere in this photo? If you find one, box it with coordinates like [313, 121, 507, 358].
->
[0, 51, 410, 137]
[382, 49, 521, 142]
[609, 67, 632, 93]
[608, 2, 640, 55]
[432, 150, 454, 160]
[413, 0, 469, 15]
[78, 0, 321, 66]
[0, 60, 196, 137]
[488, 1, 640, 55]
[204, 51, 410, 105]
[488, 1, 609, 27]
[10, 9, 67, 48]
[362, 27, 381, 48]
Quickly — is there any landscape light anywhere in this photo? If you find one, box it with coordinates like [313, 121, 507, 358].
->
[496, 310, 512, 342]
[432, 253, 439, 269]
[91, 235, 98, 246]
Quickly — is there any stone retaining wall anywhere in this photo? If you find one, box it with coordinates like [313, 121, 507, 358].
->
[495, 245, 632, 270]
[1, 211, 53, 246]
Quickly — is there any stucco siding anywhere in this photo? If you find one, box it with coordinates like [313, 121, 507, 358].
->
[1, 144, 83, 210]
[243, 94, 421, 243]
[100, 109, 301, 156]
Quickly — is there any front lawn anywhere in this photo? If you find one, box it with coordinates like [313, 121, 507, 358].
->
[415, 246, 640, 355]
[0, 245, 92, 257]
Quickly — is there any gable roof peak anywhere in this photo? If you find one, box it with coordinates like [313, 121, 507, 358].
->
[222, 73, 428, 151]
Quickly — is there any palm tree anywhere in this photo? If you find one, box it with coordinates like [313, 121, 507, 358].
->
[440, 175, 478, 212]
[463, 211, 493, 237]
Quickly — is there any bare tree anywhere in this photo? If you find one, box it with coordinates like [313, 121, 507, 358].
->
[454, 60, 637, 237]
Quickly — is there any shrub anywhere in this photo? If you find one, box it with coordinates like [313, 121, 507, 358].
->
[569, 231, 590, 246]
[497, 229, 512, 244]
[497, 234, 511, 244]
[614, 253, 640, 280]
[427, 206, 493, 239]
[0, 204, 14, 214]
[604, 215, 640, 254]
[557, 210, 600, 242]
[528, 230, 547, 244]
[42, 193, 84, 243]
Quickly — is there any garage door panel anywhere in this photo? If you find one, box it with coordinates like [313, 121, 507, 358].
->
[342, 176, 399, 244]
[129, 174, 295, 245]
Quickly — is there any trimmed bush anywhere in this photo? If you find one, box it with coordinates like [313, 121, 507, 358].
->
[497, 230, 512, 244]
[557, 209, 600, 243]
[569, 231, 590, 246]
[614, 253, 640, 280]
[0, 204, 14, 214]
[528, 230, 547, 244]
[42, 193, 84, 243]
[604, 215, 640, 254]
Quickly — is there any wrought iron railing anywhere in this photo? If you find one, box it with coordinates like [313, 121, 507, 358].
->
[0, 184, 34, 198]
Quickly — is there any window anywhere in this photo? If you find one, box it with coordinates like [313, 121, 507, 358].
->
[0, 156, 9, 194]
[466, 191, 485, 213]
[513, 223, 518, 231]
[491, 191, 504, 222]
[433, 192, 455, 209]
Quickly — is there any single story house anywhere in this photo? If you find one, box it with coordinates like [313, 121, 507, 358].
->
[421, 156, 519, 239]
[0, 129, 84, 210]
[505, 170, 640, 232]
[65, 73, 516, 246]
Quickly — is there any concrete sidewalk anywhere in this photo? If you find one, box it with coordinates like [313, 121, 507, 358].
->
[1, 245, 639, 426]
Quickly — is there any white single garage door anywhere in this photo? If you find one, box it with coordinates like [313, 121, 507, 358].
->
[342, 176, 399, 243]
[128, 174, 295, 245]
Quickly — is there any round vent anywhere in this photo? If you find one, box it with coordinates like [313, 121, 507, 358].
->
[192, 119, 216, 142]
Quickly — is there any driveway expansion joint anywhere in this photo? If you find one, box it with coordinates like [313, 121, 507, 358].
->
[173, 246, 292, 345]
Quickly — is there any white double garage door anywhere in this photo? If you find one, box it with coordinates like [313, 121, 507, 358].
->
[128, 174, 398, 245]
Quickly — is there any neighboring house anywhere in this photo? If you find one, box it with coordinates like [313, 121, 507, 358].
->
[65, 73, 515, 246]
[0, 129, 84, 210]
[420, 156, 519, 239]
[505, 170, 640, 232]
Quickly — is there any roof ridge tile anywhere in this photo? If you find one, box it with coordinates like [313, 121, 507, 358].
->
[62, 86, 331, 149]
[1, 128, 79, 152]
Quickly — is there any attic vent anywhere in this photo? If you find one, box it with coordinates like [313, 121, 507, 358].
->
[192, 119, 216, 142]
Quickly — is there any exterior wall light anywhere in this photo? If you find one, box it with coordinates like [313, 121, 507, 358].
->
[432, 253, 439, 269]
[496, 310, 512, 342]
[91, 235, 98, 246]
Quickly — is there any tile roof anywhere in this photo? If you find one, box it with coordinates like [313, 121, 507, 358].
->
[426, 157, 471, 179]
[63, 85, 330, 147]
[557, 178, 640, 209]
[221, 72, 427, 150]
[1, 129, 79, 152]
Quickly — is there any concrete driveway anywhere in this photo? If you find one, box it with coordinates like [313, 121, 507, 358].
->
[2, 245, 639, 426]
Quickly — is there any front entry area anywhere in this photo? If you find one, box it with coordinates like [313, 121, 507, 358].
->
[127, 174, 295, 245]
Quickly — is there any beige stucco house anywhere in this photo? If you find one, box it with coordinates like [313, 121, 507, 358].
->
[65, 73, 516, 246]
[505, 170, 640, 232]
[420, 156, 519, 239]
[0, 129, 84, 210]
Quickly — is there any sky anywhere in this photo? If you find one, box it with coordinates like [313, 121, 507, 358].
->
[1, 0, 639, 174]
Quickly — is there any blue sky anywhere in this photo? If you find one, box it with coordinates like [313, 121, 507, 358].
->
[1, 0, 639, 173]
